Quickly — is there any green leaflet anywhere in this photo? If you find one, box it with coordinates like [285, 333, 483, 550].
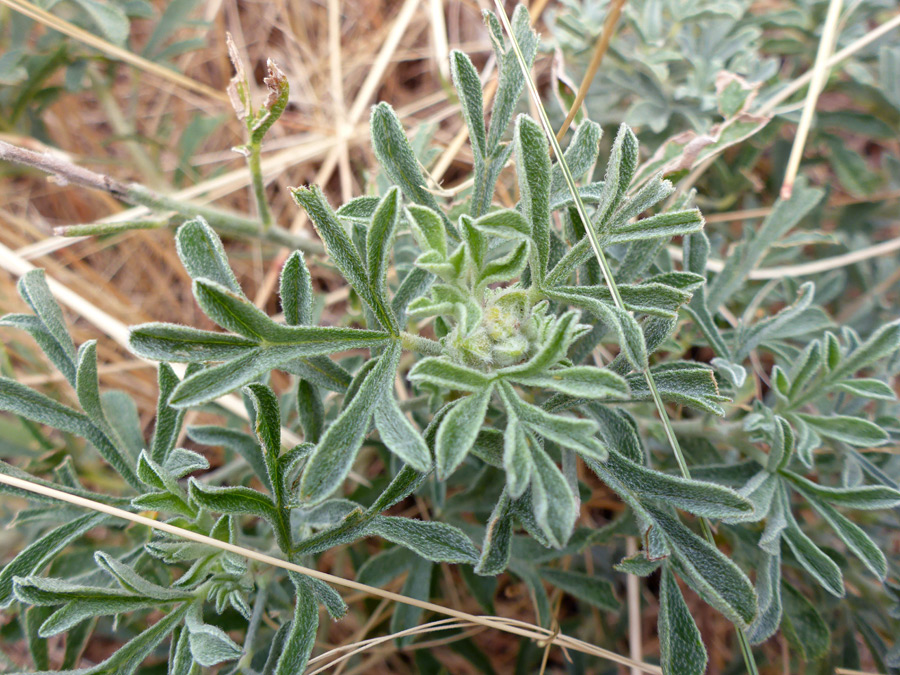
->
[370, 516, 479, 564]
[390, 555, 433, 647]
[274, 577, 319, 675]
[280, 250, 314, 326]
[150, 363, 186, 463]
[783, 514, 844, 597]
[300, 341, 401, 504]
[510, 366, 629, 399]
[781, 581, 830, 661]
[648, 506, 757, 627]
[605, 449, 754, 519]
[605, 208, 704, 245]
[291, 184, 399, 332]
[450, 49, 486, 162]
[369, 103, 453, 234]
[529, 443, 578, 548]
[187, 426, 270, 492]
[475, 491, 514, 575]
[515, 114, 551, 281]
[626, 364, 730, 416]
[706, 178, 824, 312]
[15, 270, 77, 379]
[502, 411, 532, 497]
[0, 377, 140, 489]
[538, 567, 620, 611]
[659, 565, 707, 675]
[185, 605, 242, 666]
[408, 357, 494, 392]
[435, 385, 494, 479]
[793, 412, 889, 447]
[175, 218, 243, 295]
[549, 120, 602, 197]
[782, 471, 900, 510]
[366, 187, 402, 303]
[746, 550, 782, 645]
[128, 323, 259, 362]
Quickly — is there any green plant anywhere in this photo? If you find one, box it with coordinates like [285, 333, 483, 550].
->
[2, 4, 900, 673]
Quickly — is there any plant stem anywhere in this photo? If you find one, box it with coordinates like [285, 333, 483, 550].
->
[401, 331, 444, 356]
[247, 140, 274, 229]
[0, 140, 323, 254]
[494, 4, 760, 672]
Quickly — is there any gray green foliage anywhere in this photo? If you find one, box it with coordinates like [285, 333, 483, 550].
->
[3, 4, 900, 672]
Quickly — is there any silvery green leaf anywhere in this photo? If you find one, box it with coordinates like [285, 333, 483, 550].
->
[502, 412, 532, 498]
[168, 625, 197, 675]
[244, 383, 283, 501]
[538, 567, 620, 611]
[273, 580, 318, 675]
[373, 349, 430, 471]
[648, 506, 757, 627]
[188, 479, 277, 522]
[408, 357, 494, 392]
[94, 552, 183, 600]
[336, 195, 379, 223]
[659, 565, 707, 675]
[471, 208, 531, 239]
[370, 516, 479, 563]
[613, 174, 674, 226]
[483, 4, 538, 152]
[554, 282, 692, 319]
[24, 605, 50, 671]
[292, 185, 399, 332]
[128, 323, 259, 362]
[14, 576, 187, 637]
[461, 214, 487, 271]
[165, 347, 280, 408]
[605, 449, 754, 519]
[607, 123, 639, 205]
[369, 103, 452, 234]
[71, 0, 129, 44]
[280, 250, 313, 326]
[793, 485, 887, 579]
[781, 582, 830, 661]
[70, 603, 189, 675]
[435, 385, 493, 479]
[606, 208, 704, 245]
[390, 555, 433, 647]
[187, 426, 270, 492]
[15, 270, 77, 380]
[406, 204, 447, 257]
[766, 416, 794, 472]
[511, 366, 629, 399]
[477, 241, 529, 289]
[500, 310, 581, 378]
[515, 114, 551, 281]
[787, 339, 822, 399]
[833, 378, 896, 400]
[367, 187, 402, 302]
[614, 552, 661, 576]
[529, 445, 578, 548]
[300, 341, 400, 504]
[499, 381, 604, 460]
[747, 550, 782, 645]
[557, 294, 647, 370]
[549, 120, 601, 196]
[185, 607, 242, 666]
[175, 218, 243, 295]
[586, 404, 645, 464]
[711, 358, 747, 390]
[282, 354, 352, 393]
[136, 452, 194, 517]
[192, 278, 281, 339]
[707, 178, 824, 311]
[475, 491, 514, 575]
[828, 319, 900, 381]
[783, 515, 844, 597]
[735, 282, 815, 360]
[292, 571, 346, 620]
[627, 365, 729, 416]
[450, 50, 486, 160]
[793, 413, 888, 447]
[151, 364, 187, 464]
[296, 379, 324, 444]
[781, 471, 900, 510]
[75, 340, 118, 442]
[0, 377, 139, 489]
